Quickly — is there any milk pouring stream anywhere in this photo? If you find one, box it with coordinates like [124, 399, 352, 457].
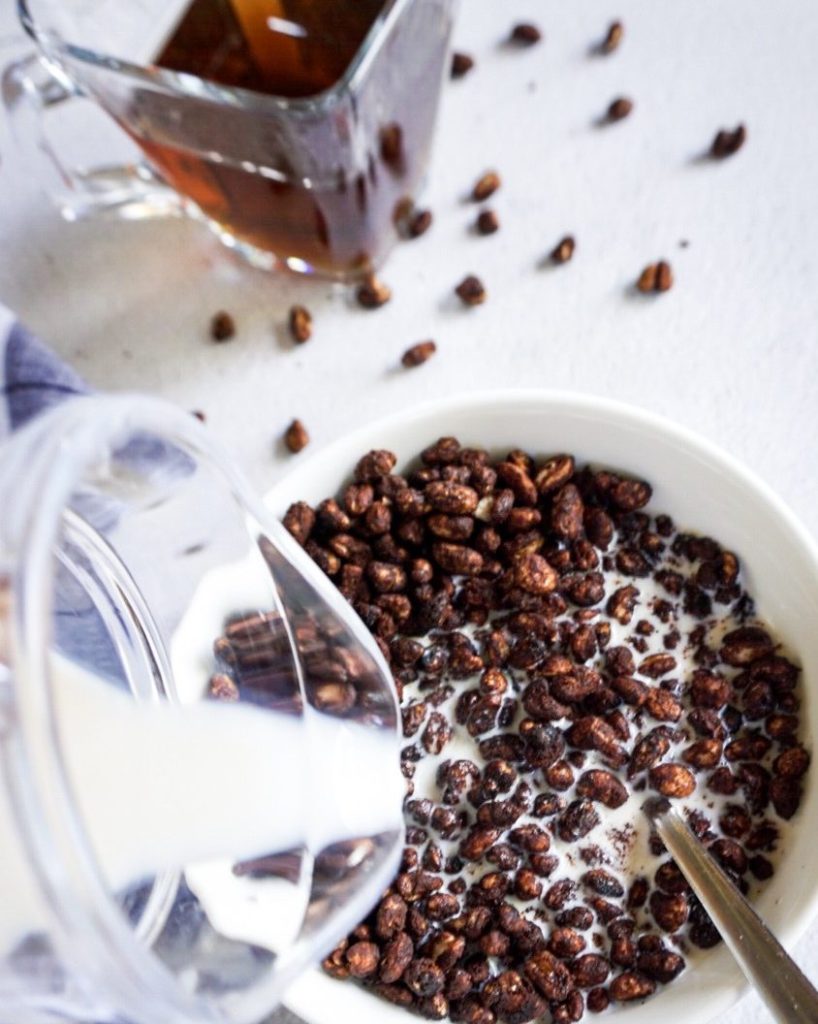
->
[0, 660, 404, 958]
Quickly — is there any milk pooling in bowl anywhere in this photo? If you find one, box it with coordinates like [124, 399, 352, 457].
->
[290, 436, 810, 1023]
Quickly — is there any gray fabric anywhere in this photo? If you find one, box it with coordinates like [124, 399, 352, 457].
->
[266, 1009, 306, 1024]
[4, 319, 88, 432]
[0, 309, 193, 480]
[0, 307, 193, 683]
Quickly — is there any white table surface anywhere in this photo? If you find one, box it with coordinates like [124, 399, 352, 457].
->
[1, 2, 817, 1021]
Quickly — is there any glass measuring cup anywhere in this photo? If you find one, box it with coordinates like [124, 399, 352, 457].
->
[4, 0, 456, 279]
[0, 393, 404, 1024]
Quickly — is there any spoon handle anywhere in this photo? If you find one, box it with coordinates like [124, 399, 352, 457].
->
[649, 802, 818, 1024]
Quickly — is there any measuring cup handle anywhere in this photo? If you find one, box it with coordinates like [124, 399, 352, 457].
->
[1, 53, 182, 222]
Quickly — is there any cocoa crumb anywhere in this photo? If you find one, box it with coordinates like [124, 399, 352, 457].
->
[283, 418, 309, 454]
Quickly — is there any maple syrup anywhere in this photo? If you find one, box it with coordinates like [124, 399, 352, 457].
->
[131, 0, 444, 277]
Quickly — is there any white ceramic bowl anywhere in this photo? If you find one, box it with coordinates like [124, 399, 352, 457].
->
[265, 391, 818, 1024]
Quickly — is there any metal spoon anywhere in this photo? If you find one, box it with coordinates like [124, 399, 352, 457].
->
[643, 798, 818, 1023]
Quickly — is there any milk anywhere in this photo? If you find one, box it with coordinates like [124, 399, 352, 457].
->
[0, 662, 404, 958]
[402, 569, 795, 951]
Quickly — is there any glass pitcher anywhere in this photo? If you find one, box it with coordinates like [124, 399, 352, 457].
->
[4, 0, 457, 279]
[0, 393, 404, 1024]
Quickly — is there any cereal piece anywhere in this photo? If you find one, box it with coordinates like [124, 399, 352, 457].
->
[551, 483, 584, 539]
[572, 953, 610, 988]
[550, 235, 576, 265]
[524, 951, 574, 1001]
[356, 273, 392, 309]
[711, 124, 746, 158]
[510, 23, 542, 46]
[637, 949, 685, 983]
[209, 674, 238, 701]
[379, 122, 403, 166]
[288, 304, 312, 343]
[346, 941, 380, 978]
[376, 894, 407, 939]
[535, 454, 575, 493]
[721, 626, 774, 666]
[402, 340, 437, 368]
[610, 972, 656, 1001]
[587, 987, 610, 1012]
[408, 209, 433, 238]
[576, 769, 629, 808]
[683, 738, 723, 769]
[558, 800, 601, 841]
[472, 171, 501, 202]
[354, 449, 397, 481]
[210, 310, 235, 341]
[607, 97, 633, 122]
[455, 274, 487, 306]
[649, 764, 696, 798]
[637, 260, 673, 293]
[476, 209, 500, 235]
[451, 52, 474, 78]
[283, 418, 309, 454]
[379, 932, 413, 984]
[649, 891, 689, 932]
[282, 501, 315, 545]
[626, 729, 671, 774]
[600, 20, 624, 54]
[774, 746, 810, 779]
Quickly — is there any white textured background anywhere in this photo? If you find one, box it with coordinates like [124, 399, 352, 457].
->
[1, 2, 817, 1021]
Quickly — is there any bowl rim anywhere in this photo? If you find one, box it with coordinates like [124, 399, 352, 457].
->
[268, 387, 818, 572]
[267, 388, 818, 1022]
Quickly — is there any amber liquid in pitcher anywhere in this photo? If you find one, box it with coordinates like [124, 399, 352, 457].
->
[156, 0, 384, 97]
[135, 0, 433, 277]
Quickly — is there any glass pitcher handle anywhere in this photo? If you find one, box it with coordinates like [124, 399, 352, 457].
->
[1, 53, 182, 222]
